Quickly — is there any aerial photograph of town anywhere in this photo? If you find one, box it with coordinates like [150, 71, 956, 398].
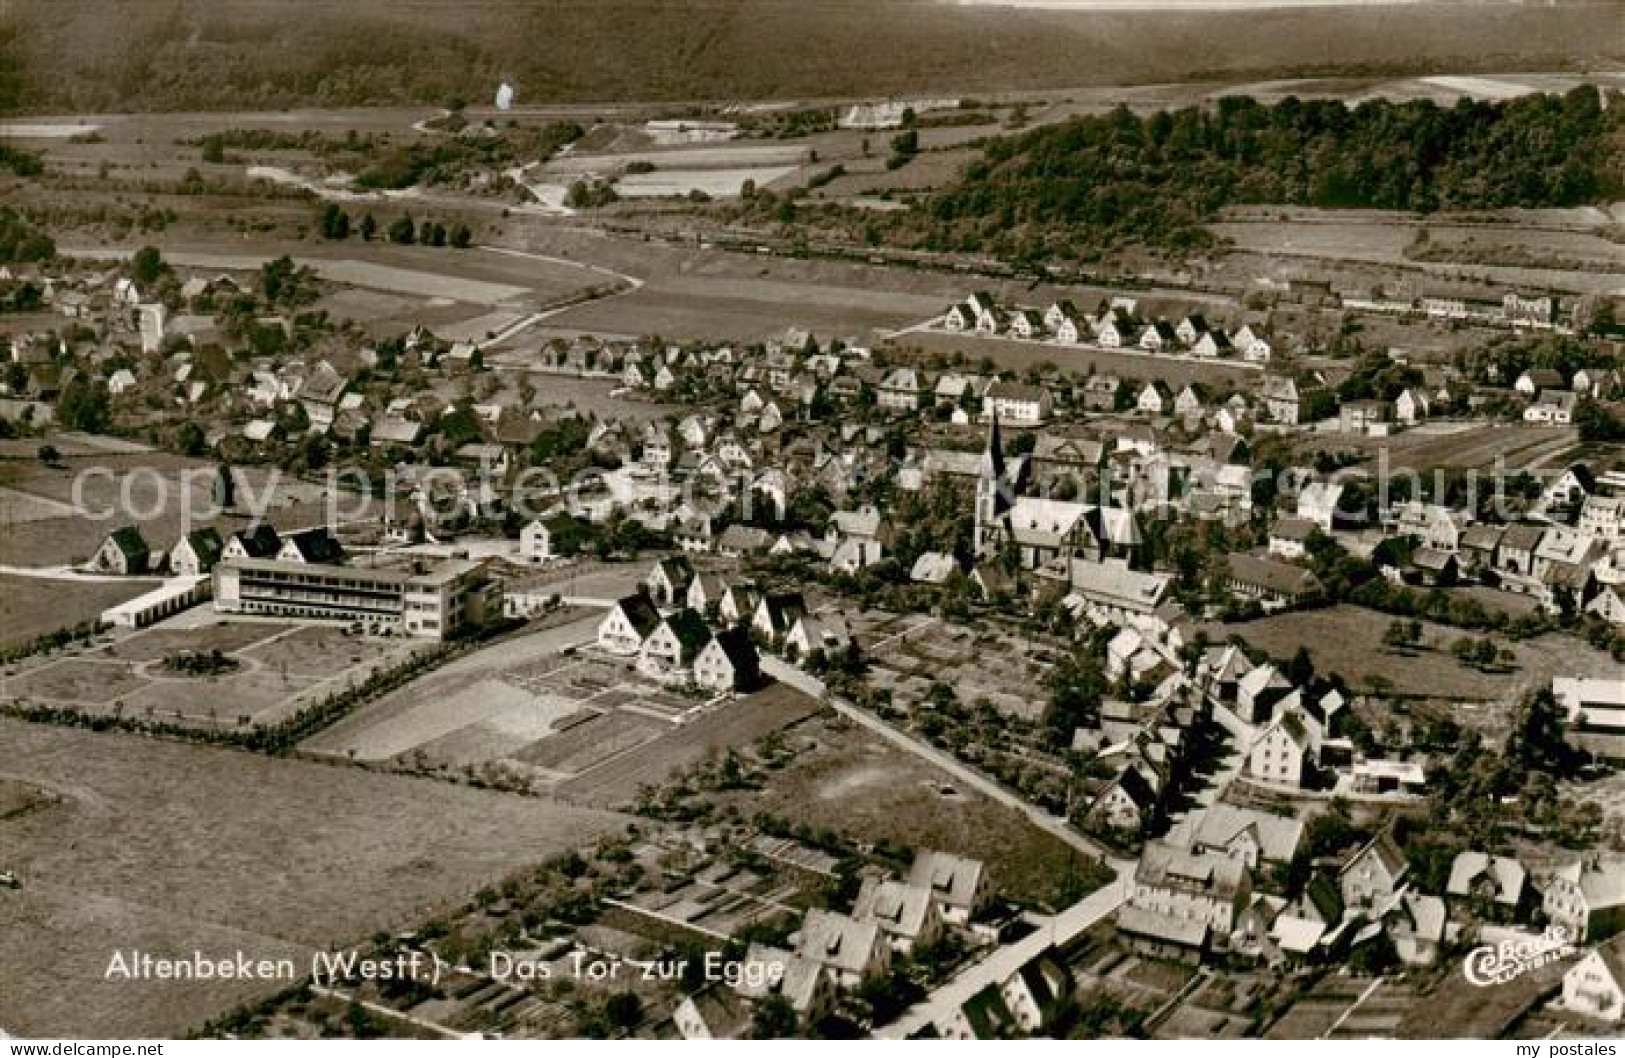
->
[0, 0, 1622, 1045]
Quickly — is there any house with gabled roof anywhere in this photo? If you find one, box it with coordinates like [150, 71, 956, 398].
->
[1546, 857, 1625, 943]
[693, 626, 760, 692]
[598, 593, 662, 655]
[647, 555, 695, 606]
[223, 523, 281, 561]
[796, 909, 890, 988]
[852, 878, 942, 954]
[1192, 803, 1306, 870]
[1563, 934, 1625, 1022]
[278, 527, 343, 565]
[92, 526, 151, 575]
[1339, 833, 1409, 912]
[752, 592, 807, 642]
[906, 850, 990, 925]
[1447, 851, 1530, 923]
[169, 527, 224, 577]
[638, 608, 712, 681]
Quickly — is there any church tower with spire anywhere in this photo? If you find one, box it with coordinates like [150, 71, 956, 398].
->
[975, 412, 1009, 558]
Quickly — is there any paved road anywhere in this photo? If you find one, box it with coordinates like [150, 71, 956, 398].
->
[878, 875, 1130, 1039]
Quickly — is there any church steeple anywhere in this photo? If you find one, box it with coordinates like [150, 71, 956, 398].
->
[980, 410, 1005, 484]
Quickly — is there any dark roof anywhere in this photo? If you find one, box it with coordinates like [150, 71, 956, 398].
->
[663, 608, 713, 660]
[614, 594, 662, 638]
[232, 523, 282, 558]
[1229, 553, 1322, 597]
[181, 526, 224, 565]
[105, 525, 150, 563]
[709, 626, 760, 673]
[283, 527, 344, 563]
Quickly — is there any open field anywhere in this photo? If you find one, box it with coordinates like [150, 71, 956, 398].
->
[1296, 422, 1580, 475]
[1207, 604, 1624, 713]
[902, 330, 1262, 386]
[2, 620, 421, 731]
[700, 712, 1102, 909]
[1213, 210, 1625, 295]
[0, 718, 628, 1038]
[0, 576, 154, 650]
[0, 444, 332, 569]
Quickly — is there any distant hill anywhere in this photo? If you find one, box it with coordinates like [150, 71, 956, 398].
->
[2, 0, 1622, 113]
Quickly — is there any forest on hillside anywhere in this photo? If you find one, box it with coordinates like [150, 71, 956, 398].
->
[917, 87, 1624, 261]
[1, 1, 1620, 113]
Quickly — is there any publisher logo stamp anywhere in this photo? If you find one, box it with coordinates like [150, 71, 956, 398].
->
[1463, 926, 1577, 987]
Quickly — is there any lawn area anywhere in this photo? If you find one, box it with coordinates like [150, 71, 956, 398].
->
[1206, 604, 1621, 709]
[0, 719, 629, 1038]
[0, 575, 154, 649]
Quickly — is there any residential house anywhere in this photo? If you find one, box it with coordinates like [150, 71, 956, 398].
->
[1269, 517, 1318, 560]
[1191, 803, 1305, 871]
[1191, 330, 1234, 359]
[1227, 553, 1323, 606]
[1339, 834, 1409, 912]
[852, 879, 943, 954]
[1296, 481, 1344, 532]
[693, 627, 761, 692]
[597, 594, 663, 655]
[752, 592, 807, 642]
[169, 527, 224, 577]
[1126, 842, 1252, 951]
[637, 609, 713, 681]
[785, 611, 852, 659]
[1563, 936, 1625, 1023]
[520, 518, 555, 562]
[647, 556, 695, 606]
[1516, 368, 1565, 396]
[878, 368, 924, 412]
[796, 910, 891, 988]
[906, 851, 991, 925]
[731, 944, 836, 1022]
[223, 524, 281, 561]
[1525, 389, 1578, 425]
[674, 988, 750, 1040]
[1447, 851, 1530, 923]
[983, 381, 1052, 426]
[91, 526, 151, 575]
[1546, 858, 1625, 944]
[1010, 308, 1047, 339]
[1138, 320, 1179, 353]
[1137, 381, 1173, 415]
[278, 527, 343, 564]
[1248, 710, 1316, 787]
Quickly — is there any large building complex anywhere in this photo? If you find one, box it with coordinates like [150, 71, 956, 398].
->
[213, 557, 494, 639]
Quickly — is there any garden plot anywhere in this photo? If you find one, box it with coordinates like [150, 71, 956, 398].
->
[864, 617, 1053, 721]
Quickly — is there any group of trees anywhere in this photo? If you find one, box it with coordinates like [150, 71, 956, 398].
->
[318, 203, 471, 248]
[0, 207, 54, 263]
[921, 87, 1621, 258]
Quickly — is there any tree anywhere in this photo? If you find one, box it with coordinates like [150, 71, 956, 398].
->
[388, 215, 416, 244]
[131, 245, 165, 287]
[318, 203, 350, 240]
[751, 995, 797, 1039]
[449, 223, 472, 249]
[36, 443, 59, 465]
[358, 213, 377, 241]
[426, 221, 447, 247]
[176, 421, 206, 456]
[604, 992, 642, 1029]
[56, 376, 111, 432]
